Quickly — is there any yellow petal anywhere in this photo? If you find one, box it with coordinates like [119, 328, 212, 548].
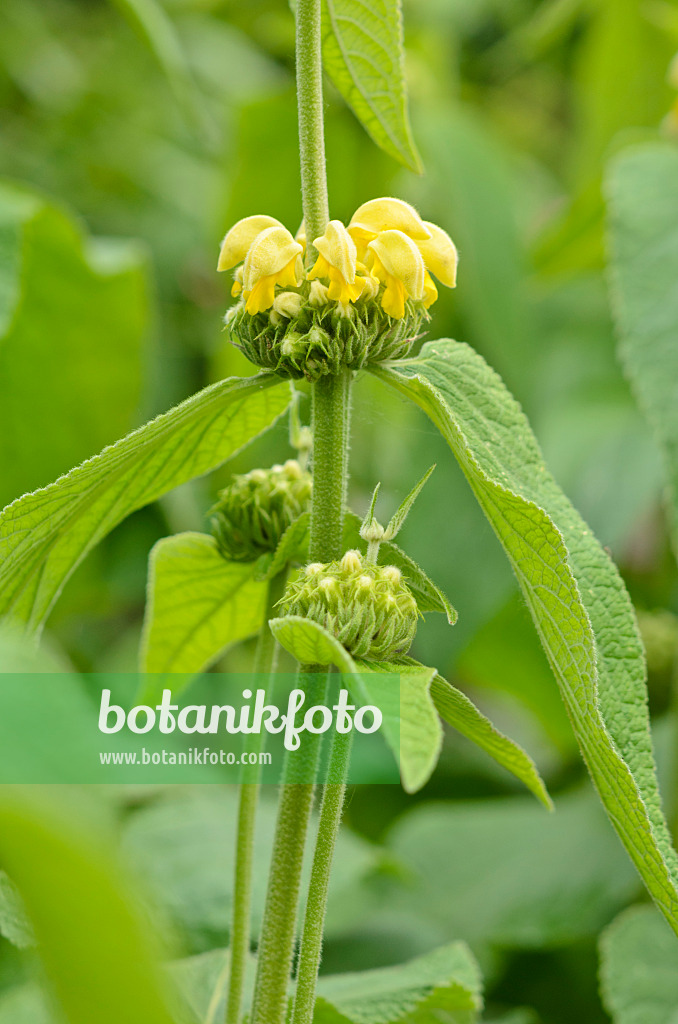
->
[349, 198, 431, 241]
[422, 271, 438, 308]
[417, 222, 458, 287]
[217, 215, 284, 271]
[348, 225, 372, 262]
[243, 227, 303, 291]
[368, 230, 425, 301]
[313, 220, 358, 283]
[295, 220, 307, 251]
[326, 266, 365, 304]
[244, 275, 277, 315]
[381, 276, 407, 319]
[307, 253, 331, 282]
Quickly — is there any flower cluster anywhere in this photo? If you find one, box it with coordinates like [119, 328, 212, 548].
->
[281, 549, 419, 661]
[217, 199, 458, 380]
[210, 460, 312, 563]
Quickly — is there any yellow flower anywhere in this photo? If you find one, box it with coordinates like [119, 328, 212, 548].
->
[242, 226, 304, 315]
[418, 221, 458, 289]
[218, 214, 286, 298]
[348, 198, 431, 261]
[367, 230, 426, 319]
[308, 220, 367, 306]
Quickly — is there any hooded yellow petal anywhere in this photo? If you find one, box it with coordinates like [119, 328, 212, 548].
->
[422, 271, 438, 309]
[313, 220, 358, 282]
[368, 230, 426, 301]
[242, 227, 303, 291]
[349, 198, 431, 241]
[417, 222, 458, 287]
[217, 215, 284, 271]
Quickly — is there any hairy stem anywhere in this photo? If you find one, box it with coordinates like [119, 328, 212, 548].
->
[296, 0, 329, 264]
[291, 728, 353, 1024]
[249, 671, 329, 1024]
[309, 368, 352, 563]
[225, 571, 287, 1024]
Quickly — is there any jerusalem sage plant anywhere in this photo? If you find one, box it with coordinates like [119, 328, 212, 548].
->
[1, 1, 678, 1023]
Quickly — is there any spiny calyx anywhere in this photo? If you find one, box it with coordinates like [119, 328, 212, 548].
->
[281, 549, 419, 661]
[210, 460, 312, 562]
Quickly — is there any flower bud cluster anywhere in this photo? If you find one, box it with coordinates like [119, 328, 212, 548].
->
[210, 460, 312, 562]
[217, 198, 458, 381]
[281, 549, 419, 661]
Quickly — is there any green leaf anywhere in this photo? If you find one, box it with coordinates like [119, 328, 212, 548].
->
[599, 905, 678, 1024]
[389, 788, 639, 952]
[430, 675, 552, 809]
[0, 870, 34, 949]
[269, 617, 442, 792]
[0, 986, 51, 1024]
[606, 143, 678, 559]
[373, 339, 678, 935]
[313, 942, 482, 1024]
[0, 373, 290, 635]
[0, 181, 148, 510]
[343, 513, 457, 623]
[320, 0, 422, 172]
[140, 533, 266, 679]
[0, 790, 175, 1024]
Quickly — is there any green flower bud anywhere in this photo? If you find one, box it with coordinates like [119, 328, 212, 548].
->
[281, 549, 419, 661]
[210, 460, 312, 562]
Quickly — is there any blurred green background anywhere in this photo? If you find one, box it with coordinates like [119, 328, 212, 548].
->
[1, 0, 678, 1021]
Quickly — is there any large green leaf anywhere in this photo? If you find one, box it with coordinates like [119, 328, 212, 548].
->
[606, 143, 678, 558]
[0, 181, 148, 510]
[140, 532, 265, 678]
[599, 905, 678, 1024]
[373, 339, 678, 933]
[320, 0, 422, 172]
[0, 790, 174, 1024]
[313, 941, 482, 1024]
[0, 373, 289, 635]
[389, 788, 639, 952]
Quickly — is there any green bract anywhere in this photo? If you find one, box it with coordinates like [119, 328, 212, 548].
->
[281, 549, 418, 661]
[210, 459, 312, 562]
[227, 296, 425, 382]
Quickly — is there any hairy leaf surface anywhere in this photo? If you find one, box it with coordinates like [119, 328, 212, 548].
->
[606, 143, 678, 557]
[374, 340, 678, 932]
[600, 905, 678, 1024]
[314, 941, 482, 1024]
[140, 532, 265, 678]
[0, 374, 289, 634]
[321, 0, 421, 172]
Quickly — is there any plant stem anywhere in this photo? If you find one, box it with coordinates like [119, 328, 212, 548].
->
[225, 570, 287, 1024]
[296, 0, 329, 263]
[309, 368, 352, 563]
[249, 671, 329, 1024]
[291, 728, 353, 1024]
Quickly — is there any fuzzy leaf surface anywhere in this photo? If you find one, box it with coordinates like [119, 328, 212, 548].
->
[140, 532, 265, 677]
[374, 340, 678, 933]
[313, 941, 482, 1024]
[430, 674, 551, 809]
[606, 143, 678, 557]
[0, 374, 289, 634]
[321, 0, 421, 172]
[600, 905, 678, 1024]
